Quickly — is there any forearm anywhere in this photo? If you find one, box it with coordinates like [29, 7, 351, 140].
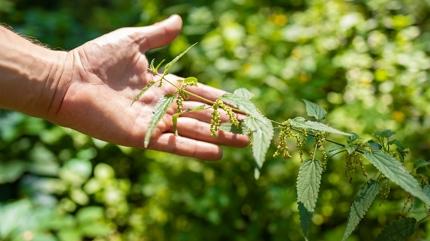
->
[0, 26, 71, 119]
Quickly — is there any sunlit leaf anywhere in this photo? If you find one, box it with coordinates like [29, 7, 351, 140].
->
[289, 117, 351, 136]
[297, 160, 323, 212]
[163, 43, 197, 74]
[222, 88, 273, 169]
[243, 116, 273, 169]
[303, 100, 327, 121]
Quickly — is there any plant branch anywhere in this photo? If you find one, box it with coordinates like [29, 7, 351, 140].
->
[148, 70, 358, 153]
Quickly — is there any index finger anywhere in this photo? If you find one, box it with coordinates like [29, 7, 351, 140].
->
[162, 74, 227, 103]
[186, 83, 227, 103]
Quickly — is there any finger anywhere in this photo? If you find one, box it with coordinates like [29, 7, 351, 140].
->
[173, 117, 249, 147]
[148, 133, 223, 161]
[179, 101, 228, 123]
[162, 74, 227, 103]
[186, 83, 227, 103]
[135, 15, 183, 51]
[180, 101, 246, 124]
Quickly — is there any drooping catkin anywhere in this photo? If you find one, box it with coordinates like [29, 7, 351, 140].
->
[210, 100, 222, 136]
[218, 101, 239, 127]
[273, 123, 293, 158]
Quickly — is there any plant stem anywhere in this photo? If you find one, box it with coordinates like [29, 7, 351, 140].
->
[154, 72, 246, 114]
[148, 70, 354, 151]
[312, 144, 318, 161]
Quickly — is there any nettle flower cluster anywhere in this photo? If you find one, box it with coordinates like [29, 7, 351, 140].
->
[133, 45, 430, 241]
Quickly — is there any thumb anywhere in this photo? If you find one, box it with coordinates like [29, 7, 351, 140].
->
[135, 15, 183, 51]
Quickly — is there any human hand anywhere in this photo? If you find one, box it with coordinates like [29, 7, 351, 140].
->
[51, 15, 248, 160]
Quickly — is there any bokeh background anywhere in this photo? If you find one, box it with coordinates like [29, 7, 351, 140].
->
[1, 0, 430, 240]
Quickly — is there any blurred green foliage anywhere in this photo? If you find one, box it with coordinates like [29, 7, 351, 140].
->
[1, 0, 430, 240]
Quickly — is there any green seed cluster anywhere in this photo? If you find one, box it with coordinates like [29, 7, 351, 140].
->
[380, 178, 391, 199]
[218, 101, 239, 127]
[345, 152, 364, 182]
[273, 123, 293, 158]
[295, 134, 305, 161]
[210, 99, 222, 136]
[176, 90, 185, 113]
[401, 194, 414, 214]
[315, 132, 328, 169]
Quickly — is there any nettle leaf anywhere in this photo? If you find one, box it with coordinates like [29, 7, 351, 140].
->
[342, 180, 380, 241]
[298, 202, 313, 239]
[219, 122, 244, 134]
[233, 88, 254, 100]
[163, 43, 197, 74]
[288, 117, 351, 136]
[243, 116, 274, 169]
[154, 59, 165, 73]
[375, 217, 416, 241]
[144, 95, 175, 148]
[303, 100, 327, 121]
[222, 88, 273, 169]
[363, 150, 430, 205]
[222, 90, 261, 116]
[297, 160, 323, 212]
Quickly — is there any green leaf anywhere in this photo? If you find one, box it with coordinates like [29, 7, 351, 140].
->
[77, 206, 104, 223]
[154, 59, 165, 73]
[144, 95, 175, 148]
[363, 150, 430, 205]
[233, 88, 254, 100]
[222, 89, 261, 116]
[297, 160, 323, 212]
[375, 217, 416, 241]
[303, 100, 327, 121]
[149, 58, 156, 73]
[0, 161, 26, 184]
[342, 180, 380, 241]
[298, 202, 313, 239]
[219, 122, 244, 134]
[289, 117, 351, 136]
[243, 116, 273, 169]
[183, 76, 198, 86]
[222, 88, 273, 169]
[163, 43, 197, 74]
[58, 229, 82, 241]
[327, 146, 346, 157]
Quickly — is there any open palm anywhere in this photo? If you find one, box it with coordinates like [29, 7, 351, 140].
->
[53, 15, 248, 160]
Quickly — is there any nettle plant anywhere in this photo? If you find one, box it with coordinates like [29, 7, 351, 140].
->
[134, 45, 430, 240]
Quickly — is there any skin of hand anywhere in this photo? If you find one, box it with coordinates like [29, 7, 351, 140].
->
[0, 15, 249, 160]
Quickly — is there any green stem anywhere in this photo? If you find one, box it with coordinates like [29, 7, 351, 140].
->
[312, 144, 318, 161]
[154, 72, 246, 114]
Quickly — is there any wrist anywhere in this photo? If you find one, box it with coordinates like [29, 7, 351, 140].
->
[0, 26, 74, 120]
[15, 46, 73, 120]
